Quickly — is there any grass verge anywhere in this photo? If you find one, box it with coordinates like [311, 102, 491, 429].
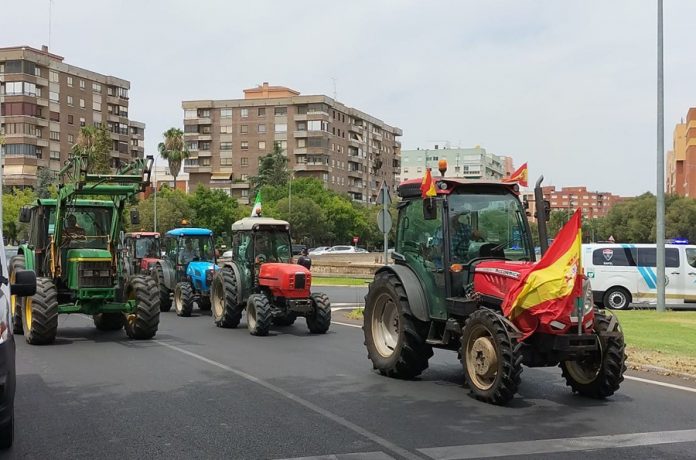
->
[311, 277, 370, 286]
[345, 307, 364, 320]
[613, 310, 696, 375]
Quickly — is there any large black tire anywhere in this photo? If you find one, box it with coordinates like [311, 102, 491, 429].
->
[212, 267, 243, 328]
[460, 308, 523, 405]
[23, 277, 59, 345]
[363, 272, 433, 379]
[247, 293, 272, 336]
[93, 313, 125, 331]
[174, 282, 194, 317]
[560, 310, 627, 398]
[197, 296, 211, 311]
[0, 411, 13, 449]
[306, 293, 331, 334]
[124, 276, 160, 339]
[9, 256, 25, 335]
[273, 312, 297, 326]
[154, 264, 172, 312]
[603, 286, 631, 310]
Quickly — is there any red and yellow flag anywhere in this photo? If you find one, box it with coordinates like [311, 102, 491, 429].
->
[420, 167, 436, 198]
[502, 209, 583, 338]
[502, 162, 528, 187]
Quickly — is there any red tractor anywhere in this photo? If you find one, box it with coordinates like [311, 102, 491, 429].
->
[211, 217, 331, 336]
[123, 232, 162, 277]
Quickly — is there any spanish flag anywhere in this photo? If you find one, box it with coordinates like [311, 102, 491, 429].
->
[502, 209, 583, 338]
[420, 168, 436, 198]
[502, 162, 528, 187]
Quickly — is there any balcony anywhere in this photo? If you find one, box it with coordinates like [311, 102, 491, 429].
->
[293, 163, 330, 172]
[349, 138, 362, 148]
[294, 114, 307, 121]
[294, 148, 307, 155]
[107, 95, 120, 105]
[350, 124, 364, 134]
[307, 130, 326, 138]
[348, 184, 364, 194]
[36, 97, 48, 107]
[293, 130, 308, 138]
[198, 150, 212, 157]
[348, 170, 363, 179]
[188, 117, 211, 125]
[371, 131, 383, 141]
[184, 165, 212, 173]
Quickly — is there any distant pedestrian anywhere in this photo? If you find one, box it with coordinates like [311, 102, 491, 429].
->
[297, 248, 312, 270]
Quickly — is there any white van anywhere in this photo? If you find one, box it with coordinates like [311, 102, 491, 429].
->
[582, 243, 696, 309]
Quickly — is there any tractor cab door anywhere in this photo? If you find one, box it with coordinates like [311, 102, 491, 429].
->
[163, 236, 182, 282]
[232, 231, 254, 299]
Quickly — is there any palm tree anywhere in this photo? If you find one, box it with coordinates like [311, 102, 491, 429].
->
[73, 124, 111, 174]
[158, 128, 189, 191]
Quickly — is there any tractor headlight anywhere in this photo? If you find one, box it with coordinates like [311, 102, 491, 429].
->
[583, 278, 594, 315]
[205, 269, 214, 282]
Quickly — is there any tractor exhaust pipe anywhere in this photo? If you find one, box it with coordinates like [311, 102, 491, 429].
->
[534, 176, 550, 256]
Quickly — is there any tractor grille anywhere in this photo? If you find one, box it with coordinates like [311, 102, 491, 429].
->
[78, 261, 113, 288]
[294, 273, 306, 289]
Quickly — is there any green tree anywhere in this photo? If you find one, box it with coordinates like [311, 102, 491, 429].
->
[158, 128, 189, 191]
[188, 186, 244, 238]
[249, 143, 289, 193]
[3, 188, 36, 244]
[136, 186, 193, 234]
[36, 167, 56, 199]
[273, 197, 330, 245]
[73, 124, 112, 174]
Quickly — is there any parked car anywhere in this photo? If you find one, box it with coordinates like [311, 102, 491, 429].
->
[1, 232, 37, 448]
[308, 246, 330, 256]
[3, 247, 17, 261]
[291, 244, 307, 255]
[326, 245, 359, 254]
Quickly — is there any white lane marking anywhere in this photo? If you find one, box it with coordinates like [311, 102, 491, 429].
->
[157, 341, 423, 460]
[276, 451, 395, 460]
[332, 321, 362, 329]
[624, 375, 696, 394]
[418, 429, 696, 460]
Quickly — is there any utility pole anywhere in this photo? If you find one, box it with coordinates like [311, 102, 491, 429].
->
[153, 159, 157, 233]
[656, 0, 666, 312]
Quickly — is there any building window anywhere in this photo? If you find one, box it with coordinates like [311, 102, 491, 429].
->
[184, 109, 197, 119]
[49, 91, 59, 102]
[274, 140, 287, 150]
[241, 141, 248, 150]
[258, 141, 266, 150]
[79, 79, 85, 90]
[49, 70, 59, 82]
[258, 107, 265, 117]
[220, 125, 233, 134]
[257, 124, 266, 133]
[80, 117, 86, 127]
[93, 100, 101, 111]
[67, 95, 74, 106]
[68, 134, 74, 143]
[274, 123, 287, 133]
[67, 76, 73, 87]
[50, 150, 60, 160]
[50, 111, 59, 122]
[240, 108, 249, 118]
[220, 158, 233, 166]
[241, 157, 249, 167]
[200, 157, 211, 166]
[274, 107, 287, 116]
[92, 82, 101, 93]
[80, 98, 85, 109]
[241, 174, 249, 181]
[49, 131, 60, 141]
[240, 124, 248, 134]
[297, 138, 306, 148]
[241, 189, 249, 197]
[220, 108, 233, 118]
[308, 120, 328, 131]
[68, 115, 74, 125]
[220, 142, 233, 150]
[198, 108, 210, 118]
[199, 141, 211, 150]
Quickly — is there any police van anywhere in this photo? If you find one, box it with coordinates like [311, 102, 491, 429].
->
[582, 243, 696, 309]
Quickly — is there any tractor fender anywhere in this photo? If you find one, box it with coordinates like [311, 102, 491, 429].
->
[220, 261, 244, 304]
[157, 260, 176, 290]
[374, 265, 429, 322]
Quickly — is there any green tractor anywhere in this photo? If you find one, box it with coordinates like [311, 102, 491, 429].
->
[10, 154, 160, 344]
[363, 164, 626, 405]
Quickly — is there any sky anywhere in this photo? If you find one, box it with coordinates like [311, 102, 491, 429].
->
[3, 0, 696, 197]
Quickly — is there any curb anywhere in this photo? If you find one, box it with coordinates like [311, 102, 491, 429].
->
[628, 361, 696, 381]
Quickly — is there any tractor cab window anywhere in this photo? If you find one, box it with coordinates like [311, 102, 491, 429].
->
[60, 207, 113, 250]
[447, 192, 532, 263]
[252, 230, 292, 264]
[164, 237, 178, 262]
[178, 235, 214, 265]
[135, 237, 160, 259]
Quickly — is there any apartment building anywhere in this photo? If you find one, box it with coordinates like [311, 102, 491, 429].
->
[0, 45, 144, 188]
[182, 83, 402, 204]
[523, 185, 625, 221]
[666, 108, 695, 196]
[400, 145, 508, 181]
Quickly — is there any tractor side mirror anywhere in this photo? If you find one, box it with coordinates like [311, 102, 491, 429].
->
[19, 206, 31, 223]
[130, 209, 140, 225]
[544, 200, 551, 222]
[423, 198, 437, 220]
[11, 270, 37, 297]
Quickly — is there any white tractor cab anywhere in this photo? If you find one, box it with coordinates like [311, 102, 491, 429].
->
[582, 243, 696, 310]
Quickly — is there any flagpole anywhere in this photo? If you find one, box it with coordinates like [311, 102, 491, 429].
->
[656, 0, 666, 313]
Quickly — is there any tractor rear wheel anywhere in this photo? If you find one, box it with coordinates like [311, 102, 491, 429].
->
[23, 278, 58, 345]
[0, 410, 13, 449]
[212, 267, 243, 328]
[174, 282, 194, 317]
[306, 293, 331, 334]
[273, 312, 297, 326]
[460, 308, 522, 405]
[247, 293, 272, 336]
[197, 296, 211, 311]
[154, 265, 172, 312]
[9, 256, 25, 335]
[124, 276, 160, 339]
[93, 313, 125, 331]
[363, 272, 433, 379]
[560, 311, 627, 398]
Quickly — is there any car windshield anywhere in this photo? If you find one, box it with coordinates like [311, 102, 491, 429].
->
[134, 237, 161, 258]
[60, 206, 113, 249]
[178, 235, 215, 264]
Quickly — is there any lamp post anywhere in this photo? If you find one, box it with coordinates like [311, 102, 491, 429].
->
[153, 158, 157, 233]
[656, 0, 666, 312]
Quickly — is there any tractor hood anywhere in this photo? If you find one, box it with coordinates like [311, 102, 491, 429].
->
[140, 257, 160, 271]
[66, 248, 112, 262]
[473, 260, 534, 302]
[186, 261, 219, 278]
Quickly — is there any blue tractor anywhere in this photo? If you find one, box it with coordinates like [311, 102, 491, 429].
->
[152, 228, 218, 316]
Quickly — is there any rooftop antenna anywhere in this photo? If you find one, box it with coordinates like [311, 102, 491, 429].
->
[331, 77, 337, 101]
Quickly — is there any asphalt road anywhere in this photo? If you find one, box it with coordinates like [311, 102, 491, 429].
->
[8, 295, 696, 459]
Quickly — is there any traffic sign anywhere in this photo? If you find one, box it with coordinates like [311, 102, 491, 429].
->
[378, 183, 391, 206]
[377, 209, 392, 233]
[352, 236, 359, 244]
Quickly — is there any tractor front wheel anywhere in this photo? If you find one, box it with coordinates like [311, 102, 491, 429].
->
[363, 272, 433, 379]
[154, 265, 172, 312]
[22, 278, 58, 345]
[93, 313, 124, 331]
[560, 311, 627, 398]
[9, 256, 25, 335]
[124, 276, 161, 339]
[174, 282, 194, 317]
[460, 309, 522, 405]
[247, 293, 272, 336]
[212, 267, 243, 328]
[306, 293, 331, 334]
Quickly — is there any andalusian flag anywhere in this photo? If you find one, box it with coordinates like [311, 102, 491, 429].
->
[420, 168, 436, 198]
[502, 209, 583, 338]
[502, 162, 528, 187]
[250, 191, 262, 217]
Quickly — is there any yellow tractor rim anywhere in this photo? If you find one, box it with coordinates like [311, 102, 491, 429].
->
[24, 297, 33, 327]
[10, 269, 16, 316]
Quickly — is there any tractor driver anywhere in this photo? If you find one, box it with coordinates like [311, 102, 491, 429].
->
[179, 238, 198, 265]
[63, 214, 86, 244]
[254, 234, 277, 263]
